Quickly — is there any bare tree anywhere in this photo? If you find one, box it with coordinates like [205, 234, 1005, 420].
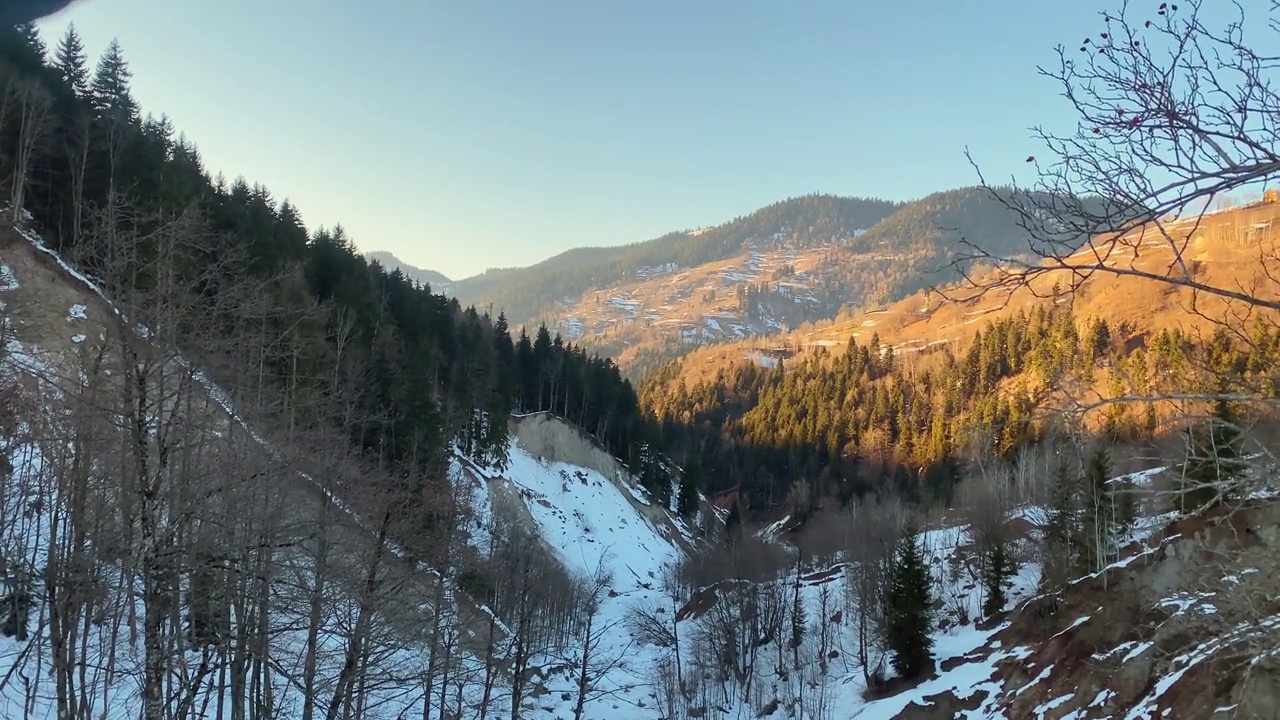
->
[844, 494, 903, 689]
[8, 78, 52, 224]
[568, 553, 628, 720]
[959, 0, 1280, 314]
[956, 455, 1019, 617]
[483, 511, 579, 720]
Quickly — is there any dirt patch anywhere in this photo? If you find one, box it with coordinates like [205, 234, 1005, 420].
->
[675, 586, 718, 622]
[1, 225, 110, 383]
[951, 500, 1280, 720]
[512, 412, 624, 480]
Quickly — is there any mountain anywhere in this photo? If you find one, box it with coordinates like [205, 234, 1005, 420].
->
[7, 20, 1280, 720]
[8, 225, 1273, 718]
[451, 188, 1073, 379]
[450, 193, 901, 319]
[1, 184, 695, 720]
[639, 198, 1280, 516]
[364, 250, 454, 294]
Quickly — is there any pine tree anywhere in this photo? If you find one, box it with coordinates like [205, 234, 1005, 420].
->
[16, 23, 46, 60]
[980, 540, 1015, 617]
[724, 499, 743, 546]
[1178, 399, 1247, 512]
[90, 38, 138, 123]
[1081, 445, 1115, 570]
[677, 465, 699, 517]
[885, 525, 934, 679]
[1043, 459, 1079, 583]
[54, 24, 91, 98]
[1085, 317, 1111, 361]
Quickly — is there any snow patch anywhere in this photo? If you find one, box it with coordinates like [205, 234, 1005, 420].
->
[0, 264, 18, 291]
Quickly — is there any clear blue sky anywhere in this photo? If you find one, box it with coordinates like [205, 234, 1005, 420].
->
[32, 0, 1258, 279]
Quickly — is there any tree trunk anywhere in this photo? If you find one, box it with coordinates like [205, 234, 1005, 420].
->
[323, 511, 389, 720]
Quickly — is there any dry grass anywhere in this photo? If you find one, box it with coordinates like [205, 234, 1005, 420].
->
[1, 226, 113, 386]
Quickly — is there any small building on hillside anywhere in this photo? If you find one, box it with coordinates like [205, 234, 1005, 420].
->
[1264, 188, 1279, 204]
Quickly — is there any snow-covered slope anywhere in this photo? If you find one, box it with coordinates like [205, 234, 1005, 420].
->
[460, 432, 1053, 720]
[458, 433, 693, 718]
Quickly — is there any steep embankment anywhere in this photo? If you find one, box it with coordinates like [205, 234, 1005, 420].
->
[0, 215, 698, 719]
[453, 415, 699, 719]
[893, 492, 1280, 719]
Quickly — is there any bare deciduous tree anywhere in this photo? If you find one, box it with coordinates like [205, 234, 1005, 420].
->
[843, 494, 903, 689]
[8, 78, 52, 224]
[958, 0, 1280, 314]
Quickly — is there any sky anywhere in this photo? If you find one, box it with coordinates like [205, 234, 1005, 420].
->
[32, 0, 1262, 279]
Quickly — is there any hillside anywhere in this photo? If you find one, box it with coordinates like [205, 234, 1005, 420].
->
[450, 195, 901, 318]
[662, 198, 1280, 390]
[0, 217, 703, 719]
[634, 198, 1280, 520]
[442, 188, 1066, 379]
[8, 212, 1280, 719]
[364, 250, 454, 294]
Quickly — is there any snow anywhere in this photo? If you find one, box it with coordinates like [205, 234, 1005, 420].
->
[1122, 612, 1280, 719]
[560, 317, 585, 340]
[70, 333, 86, 344]
[745, 351, 779, 368]
[502, 441, 680, 599]
[0, 264, 18, 291]
[452, 443, 1062, 720]
[1158, 591, 1218, 616]
[1121, 641, 1154, 663]
[0, 219, 533, 719]
[1049, 614, 1092, 639]
[1110, 466, 1167, 487]
[471, 440, 688, 718]
[851, 633, 1025, 719]
[9, 211, 1269, 719]
[758, 514, 792, 542]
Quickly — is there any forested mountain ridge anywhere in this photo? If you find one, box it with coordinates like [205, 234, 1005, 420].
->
[435, 187, 1072, 381]
[446, 194, 902, 324]
[0, 20, 692, 720]
[364, 250, 453, 294]
[640, 197, 1280, 517]
[0, 23, 659, 481]
[5, 4, 1280, 718]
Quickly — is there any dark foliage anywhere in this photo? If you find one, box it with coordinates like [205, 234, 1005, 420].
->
[1178, 399, 1247, 513]
[885, 525, 934, 679]
[0, 27, 661, 502]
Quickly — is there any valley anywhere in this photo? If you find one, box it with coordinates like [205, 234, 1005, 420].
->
[6, 3, 1280, 720]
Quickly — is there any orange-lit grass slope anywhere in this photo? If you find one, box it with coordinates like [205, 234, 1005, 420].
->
[660, 199, 1280, 391]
